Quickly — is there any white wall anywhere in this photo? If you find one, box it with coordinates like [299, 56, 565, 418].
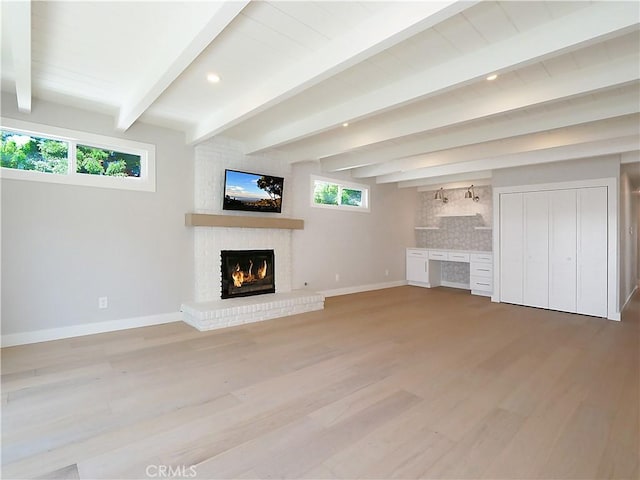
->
[1, 94, 194, 340]
[290, 162, 417, 294]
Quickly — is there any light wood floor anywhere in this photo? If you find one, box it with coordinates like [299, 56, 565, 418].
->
[2, 286, 638, 479]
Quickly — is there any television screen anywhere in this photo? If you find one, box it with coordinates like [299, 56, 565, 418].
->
[223, 169, 284, 213]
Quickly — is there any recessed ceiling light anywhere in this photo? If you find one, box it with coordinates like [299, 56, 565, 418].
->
[206, 73, 220, 84]
[342, 122, 349, 127]
[486, 74, 498, 81]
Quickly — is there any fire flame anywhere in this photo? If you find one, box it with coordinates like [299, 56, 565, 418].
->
[231, 259, 268, 287]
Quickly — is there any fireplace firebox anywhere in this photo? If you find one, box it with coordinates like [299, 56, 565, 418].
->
[221, 249, 275, 299]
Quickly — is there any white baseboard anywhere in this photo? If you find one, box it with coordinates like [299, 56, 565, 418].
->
[320, 280, 407, 298]
[1, 312, 182, 347]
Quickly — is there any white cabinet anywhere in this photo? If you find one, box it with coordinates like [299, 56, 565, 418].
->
[523, 192, 549, 309]
[406, 248, 488, 293]
[448, 252, 470, 262]
[498, 186, 608, 317]
[500, 193, 524, 305]
[549, 189, 577, 313]
[406, 249, 430, 287]
[470, 253, 493, 296]
[577, 187, 608, 317]
[428, 250, 448, 261]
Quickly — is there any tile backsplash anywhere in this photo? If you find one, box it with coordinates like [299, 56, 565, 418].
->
[416, 185, 493, 285]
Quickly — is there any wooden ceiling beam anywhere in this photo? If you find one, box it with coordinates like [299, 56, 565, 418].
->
[5, 0, 32, 113]
[321, 88, 640, 173]
[245, 1, 639, 155]
[116, 1, 249, 131]
[188, 0, 477, 144]
[290, 55, 639, 162]
[352, 114, 640, 179]
[378, 136, 640, 184]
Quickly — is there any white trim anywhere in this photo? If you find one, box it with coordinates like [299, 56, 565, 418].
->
[0, 118, 156, 192]
[320, 280, 406, 297]
[1, 312, 181, 347]
[492, 177, 619, 321]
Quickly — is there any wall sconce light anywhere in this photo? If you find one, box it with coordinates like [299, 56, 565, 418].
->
[465, 185, 480, 202]
[434, 187, 448, 203]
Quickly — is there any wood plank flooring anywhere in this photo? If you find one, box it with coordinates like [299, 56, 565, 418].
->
[2, 286, 638, 479]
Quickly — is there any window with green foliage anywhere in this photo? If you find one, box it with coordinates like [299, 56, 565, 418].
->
[76, 145, 141, 177]
[312, 176, 369, 212]
[1, 131, 69, 174]
[0, 119, 155, 191]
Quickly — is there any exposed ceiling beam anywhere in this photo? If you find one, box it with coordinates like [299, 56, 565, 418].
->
[379, 136, 640, 184]
[284, 55, 639, 161]
[321, 87, 640, 172]
[244, 1, 639, 155]
[352, 114, 640, 179]
[414, 173, 493, 191]
[116, 1, 249, 131]
[5, 0, 31, 113]
[188, 0, 478, 144]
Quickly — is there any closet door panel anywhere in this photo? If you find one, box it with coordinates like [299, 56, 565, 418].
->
[523, 192, 549, 309]
[577, 187, 608, 317]
[500, 193, 524, 304]
[549, 189, 577, 312]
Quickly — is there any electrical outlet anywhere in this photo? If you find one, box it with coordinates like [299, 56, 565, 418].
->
[384, 269, 389, 276]
[98, 296, 108, 309]
[335, 273, 340, 282]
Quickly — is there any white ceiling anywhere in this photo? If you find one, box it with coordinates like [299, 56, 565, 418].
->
[2, 1, 639, 188]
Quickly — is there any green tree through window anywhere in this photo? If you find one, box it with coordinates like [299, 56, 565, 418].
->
[1, 131, 68, 173]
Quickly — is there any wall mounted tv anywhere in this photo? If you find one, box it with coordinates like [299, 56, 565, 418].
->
[223, 169, 284, 213]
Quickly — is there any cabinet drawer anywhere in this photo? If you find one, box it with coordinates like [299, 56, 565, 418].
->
[470, 253, 492, 263]
[406, 249, 428, 259]
[471, 277, 493, 292]
[471, 264, 493, 277]
[429, 250, 448, 260]
[448, 252, 470, 263]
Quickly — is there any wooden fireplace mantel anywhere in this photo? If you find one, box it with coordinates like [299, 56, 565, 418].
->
[185, 213, 304, 230]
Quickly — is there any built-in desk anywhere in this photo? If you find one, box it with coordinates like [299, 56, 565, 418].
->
[406, 248, 493, 296]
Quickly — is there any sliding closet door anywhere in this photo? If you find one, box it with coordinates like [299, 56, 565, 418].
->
[549, 189, 577, 312]
[523, 192, 549, 309]
[577, 187, 608, 317]
[500, 193, 524, 304]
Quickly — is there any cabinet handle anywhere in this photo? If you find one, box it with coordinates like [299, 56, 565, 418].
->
[477, 268, 490, 272]
[477, 282, 490, 286]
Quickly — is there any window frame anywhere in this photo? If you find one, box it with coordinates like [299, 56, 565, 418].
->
[310, 175, 370, 212]
[0, 118, 156, 192]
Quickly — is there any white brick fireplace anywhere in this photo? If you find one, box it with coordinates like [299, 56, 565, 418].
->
[181, 137, 324, 331]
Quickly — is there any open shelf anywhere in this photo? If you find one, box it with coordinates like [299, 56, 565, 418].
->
[185, 213, 304, 230]
[435, 213, 479, 217]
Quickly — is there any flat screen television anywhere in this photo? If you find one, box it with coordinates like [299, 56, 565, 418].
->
[223, 169, 284, 213]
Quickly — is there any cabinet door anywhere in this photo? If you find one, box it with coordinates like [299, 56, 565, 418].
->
[406, 252, 428, 284]
[523, 191, 549, 309]
[549, 189, 577, 312]
[500, 193, 524, 304]
[577, 187, 608, 317]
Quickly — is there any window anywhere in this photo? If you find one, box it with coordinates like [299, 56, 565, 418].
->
[311, 175, 369, 212]
[0, 119, 155, 191]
